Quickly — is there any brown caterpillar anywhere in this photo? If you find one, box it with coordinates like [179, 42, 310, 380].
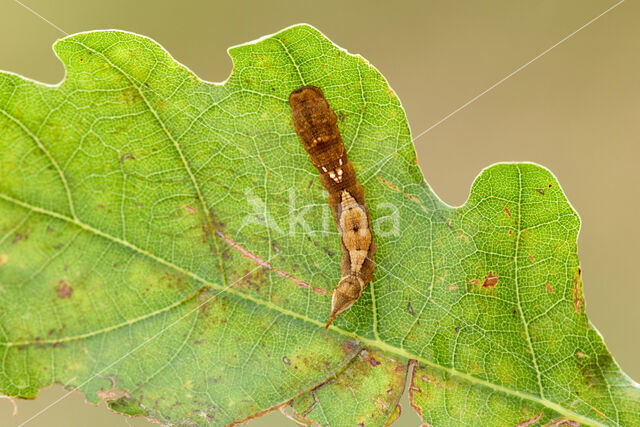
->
[289, 85, 377, 328]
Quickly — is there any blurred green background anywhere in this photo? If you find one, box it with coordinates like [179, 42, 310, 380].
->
[0, 1, 638, 425]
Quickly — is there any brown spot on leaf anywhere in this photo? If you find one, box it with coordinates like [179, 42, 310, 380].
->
[183, 204, 197, 213]
[419, 374, 445, 388]
[368, 356, 381, 367]
[12, 233, 24, 244]
[515, 412, 542, 427]
[504, 206, 512, 216]
[201, 225, 210, 244]
[579, 353, 613, 388]
[449, 284, 459, 291]
[545, 282, 554, 293]
[340, 340, 362, 358]
[536, 188, 545, 195]
[119, 152, 136, 162]
[528, 254, 535, 262]
[387, 87, 397, 98]
[577, 351, 589, 358]
[482, 271, 499, 289]
[405, 193, 422, 204]
[407, 300, 416, 316]
[376, 176, 424, 207]
[468, 279, 479, 285]
[121, 87, 139, 105]
[282, 356, 291, 365]
[547, 418, 580, 426]
[97, 385, 127, 402]
[573, 273, 581, 313]
[55, 280, 72, 299]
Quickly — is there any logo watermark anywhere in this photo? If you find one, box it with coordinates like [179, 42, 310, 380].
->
[241, 188, 400, 238]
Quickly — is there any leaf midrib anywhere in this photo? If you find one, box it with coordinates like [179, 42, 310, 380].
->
[0, 192, 604, 427]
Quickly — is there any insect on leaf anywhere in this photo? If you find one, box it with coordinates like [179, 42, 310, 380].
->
[0, 25, 638, 426]
[289, 85, 377, 327]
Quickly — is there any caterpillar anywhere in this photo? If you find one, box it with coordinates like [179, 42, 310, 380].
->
[289, 85, 377, 328]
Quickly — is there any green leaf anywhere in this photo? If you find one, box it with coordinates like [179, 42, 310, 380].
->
[285, 349, 407, 426]
[0, 25, 638, 426]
